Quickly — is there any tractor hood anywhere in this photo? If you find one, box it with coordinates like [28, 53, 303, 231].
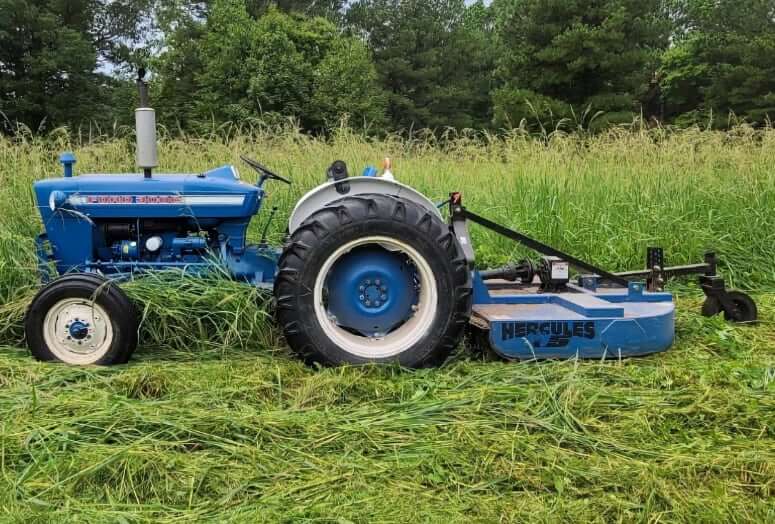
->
[34, 165, 262, 220]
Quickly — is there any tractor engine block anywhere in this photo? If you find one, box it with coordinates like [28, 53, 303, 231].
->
[101, 220, 210, 263]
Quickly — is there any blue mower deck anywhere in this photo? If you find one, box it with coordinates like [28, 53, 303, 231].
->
[471, 277, 675, 359]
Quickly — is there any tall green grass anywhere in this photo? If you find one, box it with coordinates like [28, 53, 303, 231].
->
[0, 127, 773, 522]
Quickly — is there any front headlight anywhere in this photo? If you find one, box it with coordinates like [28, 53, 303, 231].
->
[49, 190, 67, 211]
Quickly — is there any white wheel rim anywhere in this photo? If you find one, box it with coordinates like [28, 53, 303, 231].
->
[42, 298, 114, 365]
[313, 236, 439, 359]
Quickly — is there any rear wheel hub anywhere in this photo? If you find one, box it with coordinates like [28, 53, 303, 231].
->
[325, 246, 417, 336]
[359, 278, 388, 308]
[311, 234, 440, 360]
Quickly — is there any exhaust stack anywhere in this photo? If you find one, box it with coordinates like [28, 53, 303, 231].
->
[135, 68, 158, 179]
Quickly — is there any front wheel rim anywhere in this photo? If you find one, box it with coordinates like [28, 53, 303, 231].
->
[313, 236, 439, 359]
[42, 298, 114, 364]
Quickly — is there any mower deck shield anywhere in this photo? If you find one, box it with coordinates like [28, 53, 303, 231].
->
[472, 276, 675, 359]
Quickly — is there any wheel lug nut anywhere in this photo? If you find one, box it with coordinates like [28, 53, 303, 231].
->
[375, 301, 381, 307]
[365, 279, 371, 285]
[381, 294, 387, 300]
[381, 285, 387, 292]
[359, 285, 365, 292]
[365, 300, 371, 306]
[375, 279, 381, 286]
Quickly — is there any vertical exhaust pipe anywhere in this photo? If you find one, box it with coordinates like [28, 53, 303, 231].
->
[135, 68, 158, 179]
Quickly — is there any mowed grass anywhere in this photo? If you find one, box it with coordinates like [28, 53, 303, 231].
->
[0, 127, 773, 522]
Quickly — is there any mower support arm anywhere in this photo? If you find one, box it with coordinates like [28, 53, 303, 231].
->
[448, 193, 629, 286]
[616, 251, 717, 280]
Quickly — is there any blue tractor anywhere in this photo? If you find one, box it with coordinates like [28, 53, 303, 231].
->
[24, 73, 757, 367]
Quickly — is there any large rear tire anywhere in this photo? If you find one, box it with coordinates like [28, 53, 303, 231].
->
[25, 273, 138, 365]
[274, 194, 471, 367]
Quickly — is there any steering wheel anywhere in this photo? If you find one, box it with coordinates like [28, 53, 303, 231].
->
[240, 155, 292, 185]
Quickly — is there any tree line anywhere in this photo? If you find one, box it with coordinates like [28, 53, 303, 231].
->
[1, 0, 774, 135]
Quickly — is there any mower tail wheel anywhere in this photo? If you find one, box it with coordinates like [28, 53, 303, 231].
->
[274, 193, 472, 368]
[25, 273, 138, 365]
[701, 290, 758, 323]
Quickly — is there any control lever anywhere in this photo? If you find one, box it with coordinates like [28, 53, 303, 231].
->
[259, 206, 278, 247]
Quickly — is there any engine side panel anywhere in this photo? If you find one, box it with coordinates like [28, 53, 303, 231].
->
[33, 166, 278, 284]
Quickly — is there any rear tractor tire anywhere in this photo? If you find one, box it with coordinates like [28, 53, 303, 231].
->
[274, 194, 471, 367]
[25, 273, 139, 365]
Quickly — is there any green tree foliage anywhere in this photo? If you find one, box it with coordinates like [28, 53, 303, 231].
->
[5, 0, 775, 135]
[310, 38, 387, 131]
[0, 0, 97, 130]
[660, 0, 775, 126]
[0, 0, 153, 131]
[491, 0, 671, 129]
[153, 4, 207, 131]
[157, 0, 386, 132]
[245, 0, 346, 19]
[347, 0, 496, 131]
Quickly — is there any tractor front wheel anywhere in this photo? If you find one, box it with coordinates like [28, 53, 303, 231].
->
[25, 273, 138, 365]
[274, 194, 471, 367]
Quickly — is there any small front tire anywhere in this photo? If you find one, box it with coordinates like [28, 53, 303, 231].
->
[25, 273, 138, 365]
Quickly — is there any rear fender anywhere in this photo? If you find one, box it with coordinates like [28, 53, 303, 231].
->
[288, 177, 442, 233]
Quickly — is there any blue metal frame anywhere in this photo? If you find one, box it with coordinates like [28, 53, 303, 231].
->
[35, 233, 54, 284]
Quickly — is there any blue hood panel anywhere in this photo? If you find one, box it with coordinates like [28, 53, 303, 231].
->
[33, 165, 262, 219]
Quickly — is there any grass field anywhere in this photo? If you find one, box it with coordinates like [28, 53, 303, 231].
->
[0, 127, 773, 522]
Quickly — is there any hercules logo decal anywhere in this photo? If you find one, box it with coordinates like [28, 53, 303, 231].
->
[501, 321, 595, 348]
